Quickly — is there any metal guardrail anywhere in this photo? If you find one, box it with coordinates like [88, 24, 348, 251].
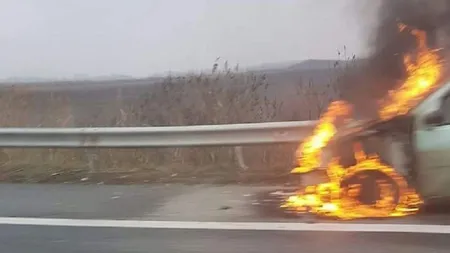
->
[0, 121, 318, 148]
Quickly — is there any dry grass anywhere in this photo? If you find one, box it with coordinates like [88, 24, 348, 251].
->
[0, 62, 343, 184]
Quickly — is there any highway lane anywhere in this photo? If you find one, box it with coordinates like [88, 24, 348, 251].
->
[0, 183, 450, 252]
[1, 226, 449, 253]
[0, 183, 449, 223]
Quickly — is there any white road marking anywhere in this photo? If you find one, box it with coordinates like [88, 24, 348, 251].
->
[0, 217, 448, 233]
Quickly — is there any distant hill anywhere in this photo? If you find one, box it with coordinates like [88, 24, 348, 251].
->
[246, 60, 303, 71]
[289, 59, 343, 70]
[0, 74, 136, 84]
[0, 59, 349, 86]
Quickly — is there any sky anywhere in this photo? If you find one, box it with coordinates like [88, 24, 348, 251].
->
[0, 0, 375, 79]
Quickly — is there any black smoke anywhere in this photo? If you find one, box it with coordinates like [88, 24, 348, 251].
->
[369, 0, 450, 83]
[340, 0, 450, 119]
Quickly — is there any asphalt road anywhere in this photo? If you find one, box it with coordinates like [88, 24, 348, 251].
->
[2, 226, 450, 253]
[0, 183, 450, 252]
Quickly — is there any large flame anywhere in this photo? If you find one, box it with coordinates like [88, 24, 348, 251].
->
[283, 24, 441, 220]
[283, 144, 422, 219]
[379, 24, 443, 120]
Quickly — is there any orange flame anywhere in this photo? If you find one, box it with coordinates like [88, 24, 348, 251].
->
[379, 24, 443, 120]
[291, 101, 351, 174]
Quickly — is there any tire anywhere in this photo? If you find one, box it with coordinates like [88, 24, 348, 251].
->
[340, 169, 400, 212]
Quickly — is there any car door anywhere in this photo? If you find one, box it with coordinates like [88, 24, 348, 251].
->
[415, 92, 450, 199]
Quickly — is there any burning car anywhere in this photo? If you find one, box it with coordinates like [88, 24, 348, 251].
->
[282, 24, 448, 219]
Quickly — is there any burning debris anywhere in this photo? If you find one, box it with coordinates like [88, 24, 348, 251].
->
[282, 23, 443, 220]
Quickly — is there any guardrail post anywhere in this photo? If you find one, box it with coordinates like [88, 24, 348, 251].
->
[234, 146, 248, 170]
[85, 150, 97, 173]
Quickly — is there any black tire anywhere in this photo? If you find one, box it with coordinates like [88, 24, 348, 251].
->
[340, 169, 400, 212]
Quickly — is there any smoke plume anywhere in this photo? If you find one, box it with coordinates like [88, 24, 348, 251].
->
[341, 0, 450, 118]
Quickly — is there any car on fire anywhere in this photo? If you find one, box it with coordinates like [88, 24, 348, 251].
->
[289, 78, 450, 216]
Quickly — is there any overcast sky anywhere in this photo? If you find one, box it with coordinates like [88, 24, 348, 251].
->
[0, 0, 375, 79]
